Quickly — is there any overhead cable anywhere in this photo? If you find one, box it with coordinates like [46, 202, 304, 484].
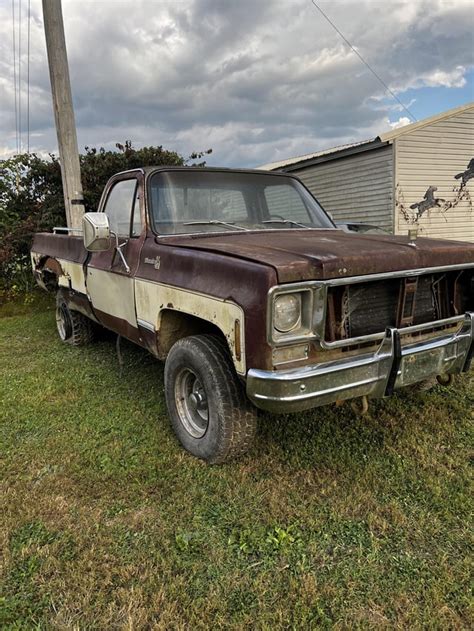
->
[311, 1, 417, 122]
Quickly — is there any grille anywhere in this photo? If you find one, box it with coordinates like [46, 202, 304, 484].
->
[413, 274, 437, 324]
[325, 268, 473, 342]
[346, 280, 399, 337]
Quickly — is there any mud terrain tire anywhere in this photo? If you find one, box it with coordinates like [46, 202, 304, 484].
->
[164, 334, 257, 463]
[56, 294, 95, 346]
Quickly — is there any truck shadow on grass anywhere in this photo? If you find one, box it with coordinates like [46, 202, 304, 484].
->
[93, 333, 469, 474]
[3, 295, 470, 479]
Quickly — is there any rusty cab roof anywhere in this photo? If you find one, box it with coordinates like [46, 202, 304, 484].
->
[113, 165, 298, 180]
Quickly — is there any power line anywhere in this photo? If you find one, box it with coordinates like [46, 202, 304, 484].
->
[19, 0, 22, 153]
[310, 1, 417, 122]
[12, 0, 19, 154]
[27, 0, 31, 153]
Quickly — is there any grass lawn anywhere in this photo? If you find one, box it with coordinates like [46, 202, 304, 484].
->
[1, 294, 473, 629]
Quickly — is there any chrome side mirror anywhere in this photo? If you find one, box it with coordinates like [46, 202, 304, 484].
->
[82, 212, 111, 251]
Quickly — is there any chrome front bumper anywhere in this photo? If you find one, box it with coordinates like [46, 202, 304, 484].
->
[247, 312, 474, 414]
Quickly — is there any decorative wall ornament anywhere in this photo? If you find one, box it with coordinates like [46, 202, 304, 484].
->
[396, 157, 473, 227]
[409, 186, 445, 219]
[454, 158, 474, 187]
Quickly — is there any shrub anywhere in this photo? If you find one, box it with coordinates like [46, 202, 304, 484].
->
[0, 142, 211, 293]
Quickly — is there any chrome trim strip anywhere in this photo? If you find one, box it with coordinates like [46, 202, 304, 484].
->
[260, 349, 389, 381]
[399, 314, 465, 334]
[251, 376, 381, 405]
[320, 315, 465, 349]
[137, 318, 155, 332]
[323, 262, 474, 286]
[53, 226, 83, 233]
[155, 227, 338, 239]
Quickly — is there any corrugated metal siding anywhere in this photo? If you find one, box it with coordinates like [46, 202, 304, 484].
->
[395, 107, 474, 242]
[294, 145, 394, 230]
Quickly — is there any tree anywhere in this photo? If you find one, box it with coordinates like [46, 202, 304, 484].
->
[0, 142, 212, 292]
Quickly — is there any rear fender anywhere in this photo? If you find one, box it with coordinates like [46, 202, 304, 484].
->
[31, 254, 63, 291]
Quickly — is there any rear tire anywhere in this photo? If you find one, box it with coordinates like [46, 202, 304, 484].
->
[164, 334, 257, 463]
[56, 295, 95, 346]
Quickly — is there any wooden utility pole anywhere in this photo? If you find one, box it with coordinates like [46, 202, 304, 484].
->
[42, 0, 84, 229]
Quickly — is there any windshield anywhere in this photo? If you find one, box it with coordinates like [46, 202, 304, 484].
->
[149, 170, 335, 234]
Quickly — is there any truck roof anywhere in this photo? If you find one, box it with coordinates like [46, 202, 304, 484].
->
[113, 165, 297, 178]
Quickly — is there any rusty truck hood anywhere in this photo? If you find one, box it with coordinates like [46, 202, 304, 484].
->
[162, 229, 474, 283]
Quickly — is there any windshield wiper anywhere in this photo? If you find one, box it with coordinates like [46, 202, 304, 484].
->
[183, 220, 250, 231]
[262, 219, 311, 229]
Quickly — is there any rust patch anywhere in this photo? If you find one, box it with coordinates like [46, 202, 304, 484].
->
[41, 256, 63, 276]
[157, 230, 474, 283]
[156, 310, 223, 359]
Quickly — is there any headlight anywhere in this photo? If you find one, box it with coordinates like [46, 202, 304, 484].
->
[274, 293, 302, 332]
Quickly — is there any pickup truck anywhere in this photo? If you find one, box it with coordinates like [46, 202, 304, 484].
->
[31, 167, 474, 463]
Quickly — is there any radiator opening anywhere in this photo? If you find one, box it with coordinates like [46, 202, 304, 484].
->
[325, 269, 473, 342]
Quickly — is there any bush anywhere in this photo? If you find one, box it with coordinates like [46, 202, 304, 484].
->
[0, 142, 211, 294]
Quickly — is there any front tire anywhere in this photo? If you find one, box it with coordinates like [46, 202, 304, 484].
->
[164, 335, 257, 463]
[56, 295, 94, 346]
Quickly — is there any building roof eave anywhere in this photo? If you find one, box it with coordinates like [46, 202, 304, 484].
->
[378, 102, 474, 143]
[259, 101, 474, 172]
[275, 138, 390, 172]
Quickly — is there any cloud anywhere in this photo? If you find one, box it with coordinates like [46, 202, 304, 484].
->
[421, 66, 467, 88]
[389, 116, 412, 130]
[0, 0, 472, 166]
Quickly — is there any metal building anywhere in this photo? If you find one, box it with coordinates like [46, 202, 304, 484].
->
[260, 103, 474, 242]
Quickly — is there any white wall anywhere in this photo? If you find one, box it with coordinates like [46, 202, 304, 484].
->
[394, 106, 474, 242]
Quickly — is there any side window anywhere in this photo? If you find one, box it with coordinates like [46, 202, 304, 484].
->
[103, 179, 137, 236]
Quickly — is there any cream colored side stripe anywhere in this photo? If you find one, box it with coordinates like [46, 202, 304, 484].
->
[135, 279, 246, 374]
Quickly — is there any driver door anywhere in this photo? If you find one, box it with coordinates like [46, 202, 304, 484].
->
[86, 172, 144, 341]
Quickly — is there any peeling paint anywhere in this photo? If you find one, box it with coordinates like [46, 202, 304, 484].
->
[135, 279, 246, 374]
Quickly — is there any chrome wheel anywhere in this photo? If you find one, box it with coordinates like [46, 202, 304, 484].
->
[56, 304, 71, 341]
[175, 368, 209, 438]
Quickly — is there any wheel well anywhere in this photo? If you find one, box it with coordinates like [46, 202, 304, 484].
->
[35, 256, 61, 292]
[156, 309, 229, 359]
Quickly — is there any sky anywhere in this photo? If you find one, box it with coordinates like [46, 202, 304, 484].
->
[0, 0, 473, 167]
